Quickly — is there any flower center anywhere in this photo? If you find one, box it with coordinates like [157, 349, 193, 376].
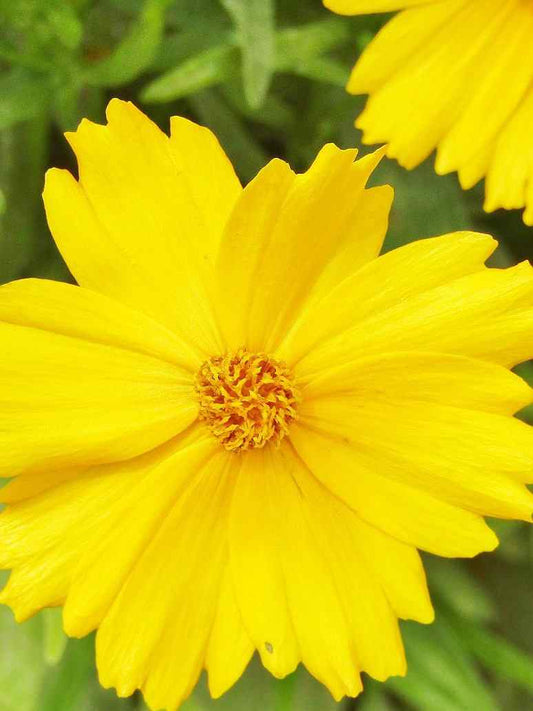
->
[195, 348, 300, 452]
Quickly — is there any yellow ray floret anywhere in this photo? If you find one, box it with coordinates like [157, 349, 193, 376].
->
[324, 0, 533, 225]
[1, 99, 533, 711]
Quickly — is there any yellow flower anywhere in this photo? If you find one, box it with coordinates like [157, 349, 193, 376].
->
[1, 99, 533, 710]
[325, 0, 533, 225]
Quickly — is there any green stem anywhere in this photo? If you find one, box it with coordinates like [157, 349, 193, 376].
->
[275, 673, 297, 711]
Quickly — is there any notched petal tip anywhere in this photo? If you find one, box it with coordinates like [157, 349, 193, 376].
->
[62, 605, 95, 639]
[206, 654, 253, 700]
[65, 116, 106, 146]
[66, 98, 132, 140]
[513, 259, 533, 278]
[105, 97, 136, 119]
[417, 603, 436, 626]
[355, 145, 389, 181]
[426, 230, 497, 266]
[479, 527, 499, 555]
[247, 157, 295, 191]
[65, 99, 140, 144]
[42, 168, 81, 222]
[0, 587, 35, 625]
[65, 100, 155, 160]
[105, 98, 162, 138]
[42, 166, 74, 193]
[308, 143, 358, 173]
[169, 114, 216, 141]
[207, 679, 228, 701]
[331, 679, 364, 703]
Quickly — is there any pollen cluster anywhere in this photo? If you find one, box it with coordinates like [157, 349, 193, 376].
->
[195, 348, 300, 452]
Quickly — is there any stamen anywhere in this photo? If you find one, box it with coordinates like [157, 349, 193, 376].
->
[195, 348, 300, 452]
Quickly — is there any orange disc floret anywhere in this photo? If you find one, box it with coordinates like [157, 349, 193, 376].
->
[195, 348, 300, 451]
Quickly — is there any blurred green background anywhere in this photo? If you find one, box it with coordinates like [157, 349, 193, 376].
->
[1, 0, 533, 709]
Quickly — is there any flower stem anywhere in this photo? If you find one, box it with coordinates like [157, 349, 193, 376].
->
[275, 673, 297, 711]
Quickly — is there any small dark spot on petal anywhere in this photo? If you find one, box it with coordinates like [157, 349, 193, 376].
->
[265, 641, 274, 654]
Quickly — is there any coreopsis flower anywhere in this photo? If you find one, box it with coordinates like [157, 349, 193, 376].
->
[1, 99, 533, 711]
[324, 0, 533, 225]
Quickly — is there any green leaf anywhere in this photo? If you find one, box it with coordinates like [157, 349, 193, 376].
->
[41, 609, 68, 666]
[85, 0, 167, 88]
[0, 114, 51, 284]
[222, 82, 294, 130]
[188, 89, 268, 182]
[39, 636, 120, 711]
[424, 557, 496, 623]
[0, 69, 50, 131]
[141, 42, 238, 103]
[359, 680, 398, 711]
[0, 608, 46, 711]
[388, 616, 499, 711]
[45, 2, 83, 50]
[155, 0, 231, 71]
[154, 27, 231, 73]
[288, 56, 348, 87]
[143, 19, 351, 104]
[181, 659, 338, 711]
[275, 18, 351, 71]
[219, 0, 275, 109]
[460, 619, 533, 694]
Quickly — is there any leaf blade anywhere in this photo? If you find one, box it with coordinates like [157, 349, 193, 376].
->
[219, 0, 275, 109]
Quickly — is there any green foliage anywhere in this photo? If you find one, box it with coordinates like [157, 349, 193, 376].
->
[219, 0, 275, 109]
[0, 1, 532, 710]
[390, 616, 500, 711]
[85, 0, 168, 87]
[0, 606, 121, 711]
[41, 609, 68, 666]
[0, 69, 51, 130]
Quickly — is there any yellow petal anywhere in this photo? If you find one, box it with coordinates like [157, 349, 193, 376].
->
[0, 473, 130, 621]
[0, 278, 200, 372]
[290, 425, 498, 558]
[168, 115, 241, 263]
[436, 3, 533, 177]
[296, 259, 533, 379]
[299, 397, 533, 519]
[455, 140, 492, 191]
[485, 87, 533, 221]
[228, 449, 300, 680]
[282, 444, 408, 682]
[3, 433, 205, 507]
[205, 566, 254, 699]
[96, 450, 234, 709]
[303, 351, 532, 415]
[280, 231, 496, 370]
[230, 447, 361, 699]
[347, 0, 463, 95]
[216, 146, 386, 352]
[63, 430, 216, 637]
[43, 99, 231, 356]
[354, 0, 514, 169]
[310, 181, 393, 305]
[324, 0, 436, 14]
[0, 299, 197, 478]
[0, 434, 205, 622]
[351, 517, 434, 624]
[215, 158, 297, 351]
[1, 469, 85, 504]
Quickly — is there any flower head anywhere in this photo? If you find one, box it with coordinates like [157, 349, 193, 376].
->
[325, 0, 533, 225]
[1, 99, 533, 710]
